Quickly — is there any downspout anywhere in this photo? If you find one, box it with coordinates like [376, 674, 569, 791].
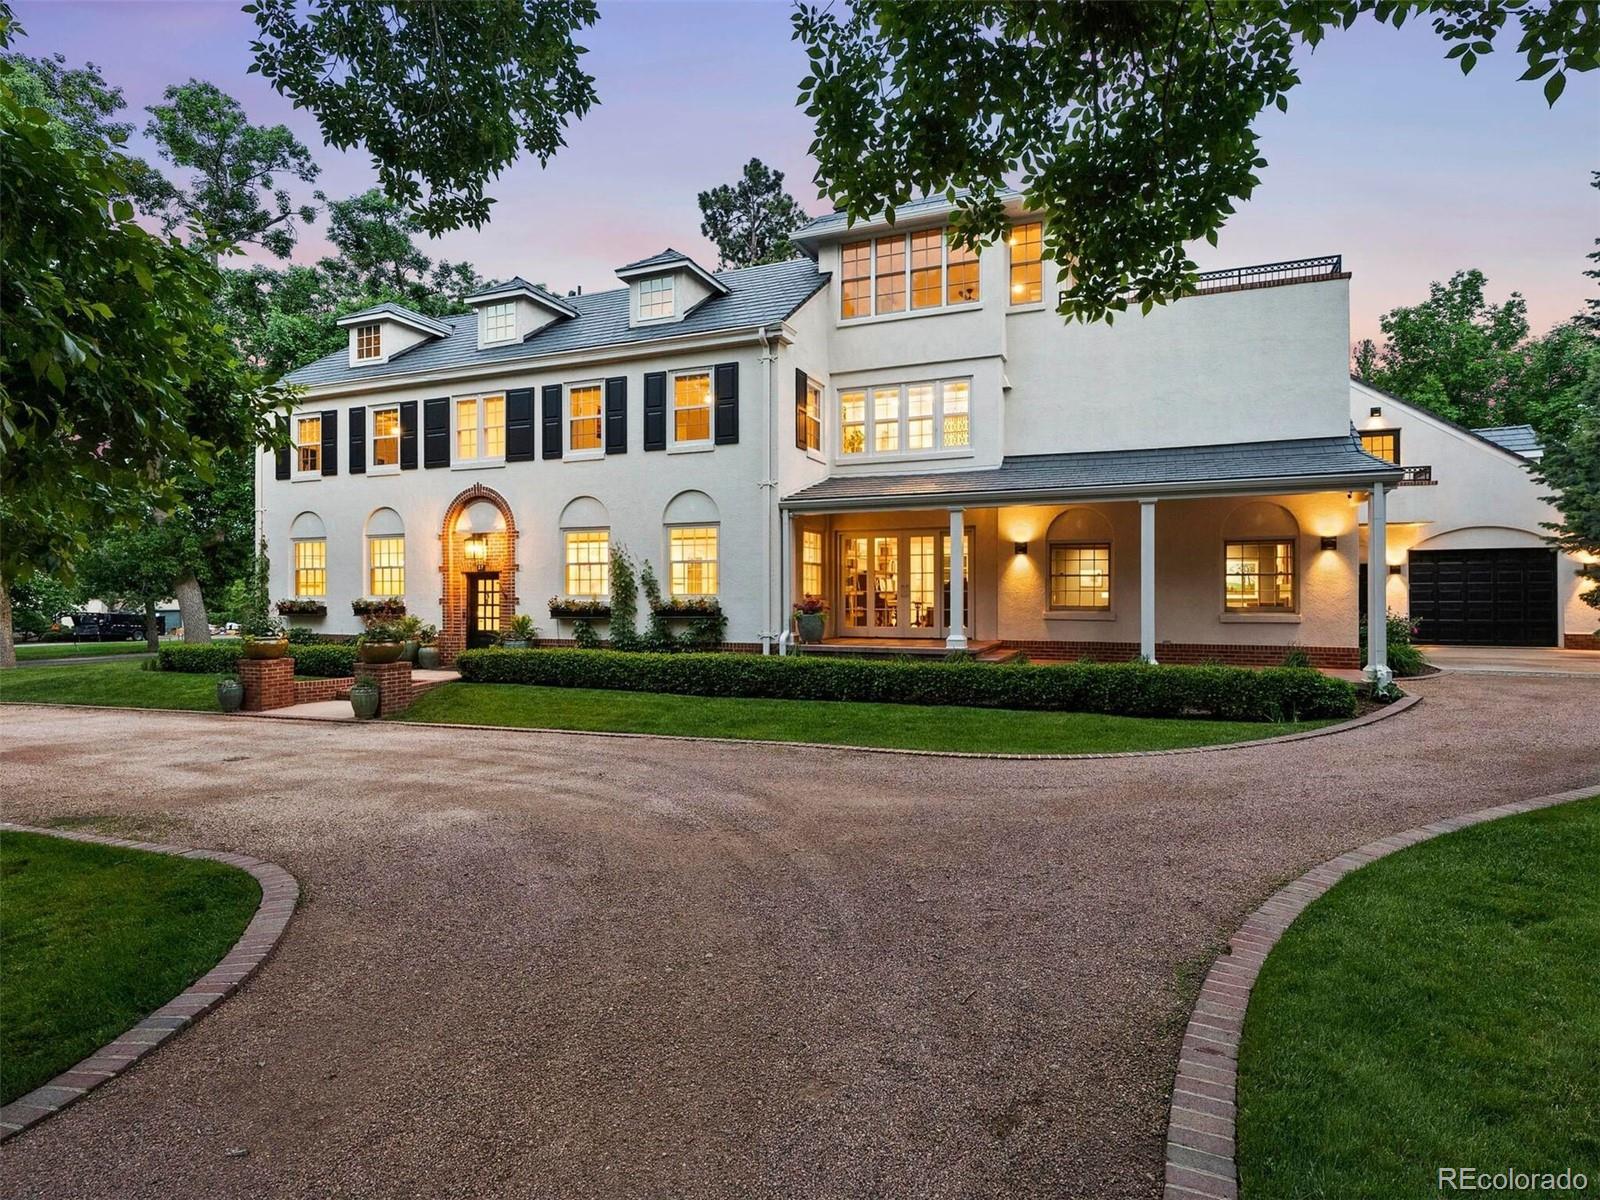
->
[757, 325, 779, 653]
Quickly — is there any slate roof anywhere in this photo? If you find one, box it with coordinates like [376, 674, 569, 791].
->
[782, 435, 1403, 510]
[334, 302, 452, 337]
[618, 248, 693, 272]
[285, 258, 828, 389]
[792, 187, 1026, 245]
[1472, 424, 1542, 457]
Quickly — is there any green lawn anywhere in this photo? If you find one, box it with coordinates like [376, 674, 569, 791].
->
[396, 681, 1335, 754]
[15, 641, 159, 660]
[0, 659, 223, 710]
[0, 830, 261, 1103]
[1238, 795, 1600, 1198]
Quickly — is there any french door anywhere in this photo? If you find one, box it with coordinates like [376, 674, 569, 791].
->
[838, 531, 970, 637]
[465, 572, 502, 648]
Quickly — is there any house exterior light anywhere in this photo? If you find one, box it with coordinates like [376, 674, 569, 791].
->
[1320, 536, 1339, 551]
[464, 533, 488, 567]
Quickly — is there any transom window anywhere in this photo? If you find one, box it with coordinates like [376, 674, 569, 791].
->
[568, 383, 603, 453]
[669, 526, 719, 597]
[293, 539, 326, 597]
[295, 415, 322, 475]
[1049, 544, 1111, 610]
[838, 378, 972, 458]
[481, 302, 516, 343]
[1360, 429, 1400, 464]
[564, 530, 610, 597]
[1225, 540, 1297, 612]
[673, 371, 712, 445]
[801, 529, 823, 597]
[355, 323, 381, 360]
[639, 275, 675, 320]
[370, 406, 400, 469]
[368, 536, 404, 596]
[1009, 222, 1043, 304]
[455, 393, 506, 463]
[841, 227, 981, 319]
[799, 377, 822, 452]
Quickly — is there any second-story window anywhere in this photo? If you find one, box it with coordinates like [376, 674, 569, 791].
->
[481, 302, 516, 342]
[838, 379, 973, 458]
[673, 370, 712, 446]
[1360, 429, 1400, 463]
[1009, 222, 1043, 304]
[842, 241, 872, 319]
[841, 228, 981, 319]
[295, 415, 322, 475]
[455, 394, 506, 464]
[639, 275, 675, 320]
[568, 383, 603, 454]
[355, 323, 381, 360]
[799, 377, 822, 452]
[370, 405, 400, 469]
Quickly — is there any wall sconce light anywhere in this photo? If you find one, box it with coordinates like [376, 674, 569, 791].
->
[1369, 406, 1382, 417]
[1320, 536, 1339, 551]
[463, 533, 488, 567]
[1388, 563, 1403, 575]
[1013, 541, 1028, 556]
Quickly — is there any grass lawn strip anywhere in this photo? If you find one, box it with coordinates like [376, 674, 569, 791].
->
[14, 642, 159, 661]
[0, 830, 261, 1104]
[397, 681, 1336, 755]
[0, 660, 224, 709]
[1237, 794, 1600, 1199]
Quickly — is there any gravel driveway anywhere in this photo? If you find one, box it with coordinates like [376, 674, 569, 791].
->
[1, 673, 1595, 1199]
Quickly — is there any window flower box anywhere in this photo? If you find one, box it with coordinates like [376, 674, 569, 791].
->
[650, 598, 723, 619]
[549, 597, 612, 620]
[275, 598, 327, 618]
[351, 597, 406, 618]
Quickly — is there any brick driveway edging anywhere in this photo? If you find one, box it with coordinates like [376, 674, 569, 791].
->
[0, 822, 299, 1142]
[1162, 781, 1600, 1200]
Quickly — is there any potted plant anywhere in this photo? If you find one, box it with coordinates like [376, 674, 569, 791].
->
[356, 616, 406, 664]
[216, 674, 244, 712]
[396, 614, 424, 663]
[793, 594, 828, 643]
[499, 614, 538, 649]
[240, 538, 288, 659]
[351, 596, 407, 618]
[415, 623, 441, 670]
[349, 676, 381, 719]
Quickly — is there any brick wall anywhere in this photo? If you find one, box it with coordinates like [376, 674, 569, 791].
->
[1564, 632, 1598, 651]
[239, 658, 295, 712]
[292, 676, 354, 704]
[355, 660, 413, 715]
[1002, 639, 1361, 669]
[437, 485, 519, 667]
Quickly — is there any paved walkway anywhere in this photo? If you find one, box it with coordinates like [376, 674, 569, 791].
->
[0, 674, 1595, 1199]
[1419, 643, 1600, 676]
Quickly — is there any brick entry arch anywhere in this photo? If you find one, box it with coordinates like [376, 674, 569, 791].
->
[438, 485, 519, 665]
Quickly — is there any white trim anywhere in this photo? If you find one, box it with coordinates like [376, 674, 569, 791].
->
[669, 366, 715, 450]
[451, 392, 507, 469]
[564, 379, 606, 462]
[836, 376, 974, 462]
[366, 403, 402, 475]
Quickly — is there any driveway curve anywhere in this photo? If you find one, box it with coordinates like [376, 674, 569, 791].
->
[1, 672, 1595, 1200]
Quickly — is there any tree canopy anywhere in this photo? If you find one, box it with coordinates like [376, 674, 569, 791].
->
[698, 158, 810, 268]
[1531, 406, 1600, 623]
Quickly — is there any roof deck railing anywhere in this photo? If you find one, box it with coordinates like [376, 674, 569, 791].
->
[1192, 255, 1344, 294]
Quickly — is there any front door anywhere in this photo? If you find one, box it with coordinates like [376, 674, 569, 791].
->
[837, 531, 969, 638]
[465, 572, 502, 648]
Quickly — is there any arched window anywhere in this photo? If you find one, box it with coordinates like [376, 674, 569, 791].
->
[289, 512, 327, 598]
[365, 508, 405, 598]
[663, 491, 720, 598]
[1222, 502, 1300, 613]
[1046, 507, 1114, 611]
[559, 496, 611, 598]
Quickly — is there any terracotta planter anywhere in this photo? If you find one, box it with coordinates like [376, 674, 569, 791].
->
[216, 678, 244, 713]
[417, 646, 440, 670]
[349, 680, 381, 720]
[796, 613, 826, 643]
[357, 640, 404, 664]
[241, 636, 289, 660]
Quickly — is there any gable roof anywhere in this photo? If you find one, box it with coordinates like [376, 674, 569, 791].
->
[334, 302, 452, 338]
[285, 257, 828, 390]
[1472, 424, 1542, 458]
[614, 247, 728, 296]
[1350, 377, 1535, 465]
[466, 277, 580, 317]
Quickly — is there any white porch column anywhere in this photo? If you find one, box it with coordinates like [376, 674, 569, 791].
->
[946, 507, 967, 650]
[1365, 483, 1391, 686]
[1139, 499, 1157, 663]
[777, 510, 795, 655]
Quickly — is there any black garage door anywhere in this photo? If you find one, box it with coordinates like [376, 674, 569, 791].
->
[1408, 548, 1557, 646]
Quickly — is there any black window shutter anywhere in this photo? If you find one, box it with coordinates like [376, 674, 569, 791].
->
[274, 444, 290, 480]
[714, 362, 739, 445]
[423, 397, 449, 468]
[349, 405, 366, 474]
[541, 384, 562, 459]
[605, 376, 627, 455]
[506, 388, 536, 461]
[399, 400, 418, 469]
[643, 371, 666, 451]
[794, 368, 808, 450]
[320, 409, 338, 475]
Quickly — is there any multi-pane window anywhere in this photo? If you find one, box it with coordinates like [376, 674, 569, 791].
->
[802, 529, 823, 598]
[568, 383, 603, 453]
[840, 227, 981, 318]
[293, 539, 326, 597]
[639, 275, 675, 320]
[839, 378, 973, 457]
[798, 377, 822, 452]
[368, 536, 404, 596]
[455, 394, 506, 463]
[371, 406, 400, 469]
[295, 415, 322, 474]
[481, 302, 516, 343]
[355, 323, 381, 360]
[564, 530, 610, 597]
[669, 526, 719, 597]
[673, 371, 712, 444]
[1049, 544, 1111, 610]
[1009, 222, 1043, 304]
[1360, 429, 1400, 463]
[1225, 540, 1297, 612]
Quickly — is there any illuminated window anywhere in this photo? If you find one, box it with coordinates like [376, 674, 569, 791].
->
[455, 394, 506, 463]
[368, 536, 405, 596]
[910, 229, 943, 309]
[802, 529, 823, 598]
[564, 530, 610, 597]
[1360, 429, 1400, 464]
[1225, 540, 1297, 612]
[874, 236, 906, 313]
[1049, 544, 1111, 610]
[873, 387, 901, 453]
[673, 371, 712, 444]
[906, 383, 935, 451]
[481, 302, 516, 343]
[941, 380, 970, 449]
[798, 377, 822, 452]
[638, 275, 675, 320]
[355, 323, 381, 360]
[1009, 222, 1043, 304]
[669, 526, 719, 597]
[370, 406, 400, 469]
[293, 539, 326, 597]
[841, 241, 871, 318]
[839, 378, 972, 458]
[946, 240, 979, 304]
[295, 415, 321, 474]
[840, 389, 866, 455]
[568, 383, 603, 453]
[841, 228, 980, 318]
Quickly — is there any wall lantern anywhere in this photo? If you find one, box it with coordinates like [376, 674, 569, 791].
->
[1388, 563, 1403, 575]
[463, 533, 489, 567]
[1369, 405, 1383, 417]
[1320, 536, 1339, 551]
[1013, 541, 1029, 556]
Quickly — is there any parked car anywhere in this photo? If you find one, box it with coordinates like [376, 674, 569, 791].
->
[56, 611, 147, 641]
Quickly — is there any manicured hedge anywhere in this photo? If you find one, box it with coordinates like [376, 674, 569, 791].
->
[455, 648, 1357, 722]
[158, 644, 358, 678]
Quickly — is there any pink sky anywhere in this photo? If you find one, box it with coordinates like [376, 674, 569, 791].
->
[15, 0, 1599, 346]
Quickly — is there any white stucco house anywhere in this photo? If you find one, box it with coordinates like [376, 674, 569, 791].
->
[270, 192, 1581, 679]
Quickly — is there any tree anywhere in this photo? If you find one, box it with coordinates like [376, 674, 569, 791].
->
[246, 0, 600, 234]
[75, 526, 180, 651]
[793, 1, 1597, 323]
[698, 158, 810, 268]
[321, 187, 431, 295]
[1531, 400, 1600, 627]
[1579, 171, 1600, 335]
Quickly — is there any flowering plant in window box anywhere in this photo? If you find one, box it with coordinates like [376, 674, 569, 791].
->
[792, 594, 828, 643]
[649, 596, 724, 618]
[351, 596, 406, 618]
[275, 598, 327, 618]
[548, 597, 612, 620]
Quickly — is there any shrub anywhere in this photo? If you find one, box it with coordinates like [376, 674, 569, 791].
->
[455, 649, 1357, 722]
[287, 644, 358, 677]
[159, 642, 356, 678]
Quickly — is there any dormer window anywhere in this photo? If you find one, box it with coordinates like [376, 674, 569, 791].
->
[639, 275, 675, 321]
[355, 323, 381, 360]
[481, 302, 516, 343]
